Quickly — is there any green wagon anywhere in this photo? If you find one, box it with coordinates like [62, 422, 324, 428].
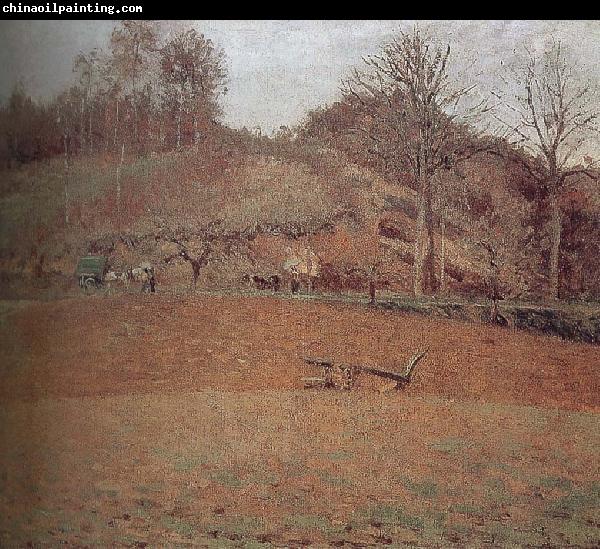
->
[75, 256, 107, 290]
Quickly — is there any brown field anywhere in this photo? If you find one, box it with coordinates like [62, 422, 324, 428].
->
[0, 294, 599, 547]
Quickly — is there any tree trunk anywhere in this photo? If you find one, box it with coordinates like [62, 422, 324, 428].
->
[491, 297, 499, 323]
[412, 186, 427, 297]
[133, 96, 139, 145]
[114, 99, 119, 149]
[63, 134, 69, 225]
[132, 47, 139, 144]
[88, 101, 93, 155]
[424, 187, 436, 293]
[116, 143, 125, 219]
[80, 97, 86, 153]
[548, 192, 562, 300]
[440, 215, 446, 294]
[413, 172, 435, 297]
[176, 104, 182, 150]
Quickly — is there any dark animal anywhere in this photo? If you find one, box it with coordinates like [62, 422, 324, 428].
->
[492, 312, 509, 327]
[291, 278, 300, 294]
[247, 274, 280, 292]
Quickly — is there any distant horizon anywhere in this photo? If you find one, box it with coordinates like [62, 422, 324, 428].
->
[1, 20, 599, 135]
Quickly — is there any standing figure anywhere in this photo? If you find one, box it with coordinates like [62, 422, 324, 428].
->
[290, 266, 300, 294]
[369, 279, 377, 305]
[141, 268, 151, 293]
[149, 268, 156, 293]
[368, 264, 378, 305]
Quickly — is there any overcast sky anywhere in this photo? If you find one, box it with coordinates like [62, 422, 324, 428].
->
[1, 20, 599, 134]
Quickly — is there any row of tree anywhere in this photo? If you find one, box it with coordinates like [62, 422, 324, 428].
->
[301, 29, 599, 301]
[0, 21, 227, 166]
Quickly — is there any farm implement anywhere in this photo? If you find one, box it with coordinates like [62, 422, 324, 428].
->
[301, 351, 427, 391]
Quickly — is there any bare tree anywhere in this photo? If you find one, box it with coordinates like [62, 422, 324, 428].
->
[159, 220, 251, 292]
[110, 20, 159, 146]
[468, 203, 537, 322]
[95, 55, 122, 152]
[55, 89, 83, 225]
[73, 48, 101, 155]
[496, 40, 599, 299]
[342, 27, 489, 296]
[160, 29, 227, 149]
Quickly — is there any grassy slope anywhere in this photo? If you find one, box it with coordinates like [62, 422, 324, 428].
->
[1, 132, 597, 300]
[0, 135, 491, 296]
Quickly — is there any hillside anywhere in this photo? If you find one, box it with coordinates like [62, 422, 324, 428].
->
[0, 126, 598, 301]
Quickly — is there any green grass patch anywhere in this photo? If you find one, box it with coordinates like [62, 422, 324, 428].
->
[490, 461, 517, 474]
[135, 482, 164, 494]
[208, 469, 243, 488]
[32, 506, 59, 518]
[362, 503, 425, 532]
[419, 510, 448, 542]
[484, 477, 512, 505]
[150, 446, 173, 459]
[201, 515, 267, 542]
[325, 450, 353, 461]
[150, 446, 217, 474]
[283, 513, 331, 532]
[242, 541, 272, 549]
[173, 455, 207, 473]
[134, 506, 151, 520]
[160, 516, 196, 538]
[317, 470, 353, 488]
[57, 522, 78, 534]
[463, 461, 488, 475]
[402, 478, 439, 499]
[244, 469, 279, 486]
[93, 487, 119, 499]
[545, 482, 600, 517]
[117, 534, 150, 546]
[450, 503, 484, 516]
[537, 475, 573, 491]
[442, 521, 472, 543]
[430, 437, 472, 454]
[281, 456, 310, 478]
[553, 517, 600, 546]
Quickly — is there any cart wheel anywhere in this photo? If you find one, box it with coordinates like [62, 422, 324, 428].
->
[84, 277, 96, 290]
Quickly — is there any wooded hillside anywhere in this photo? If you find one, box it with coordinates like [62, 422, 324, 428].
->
[1, 22, 598, 302]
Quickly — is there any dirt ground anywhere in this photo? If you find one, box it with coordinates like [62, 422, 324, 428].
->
[0, 293, 599, 547]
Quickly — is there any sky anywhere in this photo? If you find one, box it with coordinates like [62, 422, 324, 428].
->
[1, 20, 599, 134]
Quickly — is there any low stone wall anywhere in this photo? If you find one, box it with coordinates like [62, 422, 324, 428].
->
[379, 297, 600, 345]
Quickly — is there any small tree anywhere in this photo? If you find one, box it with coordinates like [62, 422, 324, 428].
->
[461, 183, 538, 314]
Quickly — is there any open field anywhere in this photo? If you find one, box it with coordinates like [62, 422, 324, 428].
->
[0, 294, 599, 547]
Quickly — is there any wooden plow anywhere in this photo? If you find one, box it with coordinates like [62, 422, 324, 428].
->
[301, 351, 427, 391]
